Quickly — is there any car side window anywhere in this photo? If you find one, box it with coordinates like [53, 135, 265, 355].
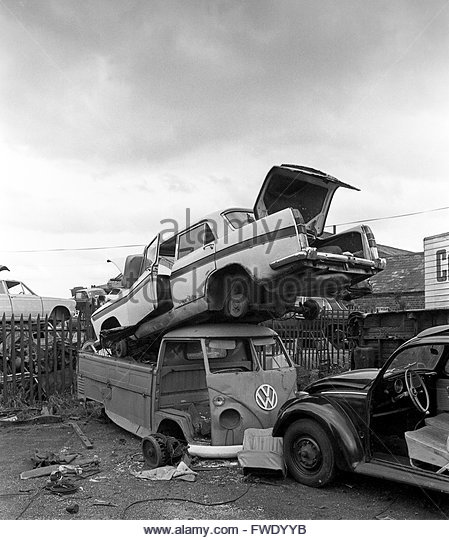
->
[6, 281, 33, 295]
[177, 223, 215, 260]
[0, 282, 5, 294]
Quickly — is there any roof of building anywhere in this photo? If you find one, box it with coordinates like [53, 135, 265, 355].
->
[370, 251, 424, 294]
[377, 244, 414, 257]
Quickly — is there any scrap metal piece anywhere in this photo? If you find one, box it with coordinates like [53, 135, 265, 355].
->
[68, 420, 93, 449]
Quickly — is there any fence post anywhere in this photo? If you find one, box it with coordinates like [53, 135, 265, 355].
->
[61, 318, 66, 392]
[53, 318, 58, 394]
[68, 317, 74, 395]
[2, 314, 7, 403]
[11, 316, 16, 397]
[19, 315, 25, 398]
[44, 315, 50, 395]
[28, 315, 34, 405]
[36, 315, 42, 402]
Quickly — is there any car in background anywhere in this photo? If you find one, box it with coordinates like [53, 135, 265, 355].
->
[72, 287, 106, 312]
[0, 278, 76, 322]
[92, 164, 385, 345]
[273, 325, 449, 495]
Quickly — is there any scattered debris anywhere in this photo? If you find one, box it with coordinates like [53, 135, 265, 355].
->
[92, 499, 118, 507]
[68, 420, 93, 449]
[32, 450, 78, 468]
[66, 503, 79, 514]
[130, 459, 198, 482]
[45, 479, 78, 495]
[20, 457, 99, 480]
[0, 413, 62, 426]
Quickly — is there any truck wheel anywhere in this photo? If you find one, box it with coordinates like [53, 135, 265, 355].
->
[112, 339, 128, 358]
[142, 435, 168, 469]
[284, 419, 336, 487]
[223, 275, 250, 318]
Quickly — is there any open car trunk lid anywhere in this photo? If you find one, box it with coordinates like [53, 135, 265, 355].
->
[253, 164, 359, 236]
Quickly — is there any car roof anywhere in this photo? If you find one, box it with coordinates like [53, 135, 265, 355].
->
[415, 325, 449, 338]
[159, 207, 253, 243]
[163, 323, 277, 339]
[394, 325, 449, 353]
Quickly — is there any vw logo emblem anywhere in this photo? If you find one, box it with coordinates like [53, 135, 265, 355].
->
[255, 384, 278, 411]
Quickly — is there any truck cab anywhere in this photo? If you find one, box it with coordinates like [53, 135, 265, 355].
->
[77, 324, 297, 457]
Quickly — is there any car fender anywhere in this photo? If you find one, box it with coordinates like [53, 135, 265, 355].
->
[272, 395, 364, 471]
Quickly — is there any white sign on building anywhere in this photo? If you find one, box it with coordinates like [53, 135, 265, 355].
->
[424, 232, 449, 309]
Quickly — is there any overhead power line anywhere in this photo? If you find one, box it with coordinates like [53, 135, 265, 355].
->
[2, 244, 145, 254]
[327, 205, 449, 228]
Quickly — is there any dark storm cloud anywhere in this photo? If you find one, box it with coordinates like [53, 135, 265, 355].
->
[2, 0, 447, 170]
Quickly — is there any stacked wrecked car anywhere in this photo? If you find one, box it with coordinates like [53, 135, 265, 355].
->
[91, 164, 385, 351]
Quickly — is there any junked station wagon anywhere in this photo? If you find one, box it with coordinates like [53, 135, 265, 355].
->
[92, 164, 385, 349]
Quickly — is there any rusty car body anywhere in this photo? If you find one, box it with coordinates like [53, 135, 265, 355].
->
[78, 323, 297, 458]
[273, 325, 449, 494]
[92, 164, 385, 347]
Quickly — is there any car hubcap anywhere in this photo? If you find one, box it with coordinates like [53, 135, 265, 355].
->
[294, 437, 322, 473]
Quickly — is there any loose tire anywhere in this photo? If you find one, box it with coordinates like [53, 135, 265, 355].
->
[142, 435, 168, 469]
[223, 275, 250, 319]
[284, 419, 336, 487]
[302, 299, 321, 320]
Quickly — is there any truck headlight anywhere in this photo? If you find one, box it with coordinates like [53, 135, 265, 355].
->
[213, 395, 226, 407]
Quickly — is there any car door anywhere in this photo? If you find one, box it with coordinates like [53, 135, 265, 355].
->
[170, 222, 216, 309]
[8, 281, 43, 319]
[0, 280, 13, 319]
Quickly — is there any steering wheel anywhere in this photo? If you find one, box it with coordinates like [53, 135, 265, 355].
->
[405, 368, 429, 413]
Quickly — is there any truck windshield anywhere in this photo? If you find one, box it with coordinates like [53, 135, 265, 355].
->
[205, 339, 255, 373]
[253, 337, 292, 370]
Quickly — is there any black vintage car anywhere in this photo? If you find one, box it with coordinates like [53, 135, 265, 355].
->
[273, 325, 449, 493]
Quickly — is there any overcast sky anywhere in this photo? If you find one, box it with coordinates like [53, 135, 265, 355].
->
[1, 0, 448, 297]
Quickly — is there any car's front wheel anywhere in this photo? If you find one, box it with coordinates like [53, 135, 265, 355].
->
[284, 419, 336, 487]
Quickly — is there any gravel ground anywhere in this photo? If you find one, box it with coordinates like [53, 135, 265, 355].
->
[1, 417, 449, 521]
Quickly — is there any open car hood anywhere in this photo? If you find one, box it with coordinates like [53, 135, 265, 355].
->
[253, 164, 359, 236]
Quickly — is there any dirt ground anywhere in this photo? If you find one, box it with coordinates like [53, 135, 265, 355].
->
[1, 417, 449, 521]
